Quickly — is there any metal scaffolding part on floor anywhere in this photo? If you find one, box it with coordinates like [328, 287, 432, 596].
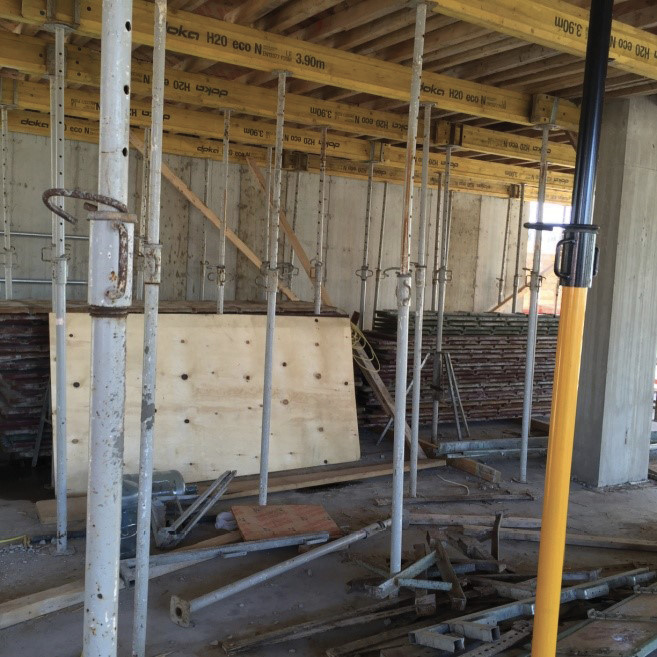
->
[132, 2, 166, 656]
[258, 71, 288, 507]
[390, 0, 427, 576]
[371, 181, 388, 327]
[217, 109, 230, 314]
[314, 126, 327, 315]
[410, 102, 433, 498]
[170, 519, 391, 627]
[519, 123, 551, 484]
[82, 0, 136, 652]
[357, 145, 376, 329]
[431, 145, 453, 443]
[511, 183, 526, 313]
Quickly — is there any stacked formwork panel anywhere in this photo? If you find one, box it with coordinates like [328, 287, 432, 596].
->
[356, 311, 557, 428]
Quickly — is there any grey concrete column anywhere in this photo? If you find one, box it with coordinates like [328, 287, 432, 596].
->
[573, 96, 657, 487]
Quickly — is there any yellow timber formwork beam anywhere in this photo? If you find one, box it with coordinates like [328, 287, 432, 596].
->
[436, 121, 577, 169]
[428, 0, 657, 82]
[381, 144, 574, 190]
[293, 154, 573, 205]
[0, 0, 581, 129]
[5, 79, 372, 161]
[0, 31, 412, 142]
[5, 81, 574, 194]
[8, 109, 571, 204]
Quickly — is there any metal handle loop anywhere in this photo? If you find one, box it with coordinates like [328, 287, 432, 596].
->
[42, 188, 129, 225]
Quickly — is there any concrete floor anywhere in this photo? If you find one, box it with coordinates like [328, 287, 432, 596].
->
[2, 427, 657, 656]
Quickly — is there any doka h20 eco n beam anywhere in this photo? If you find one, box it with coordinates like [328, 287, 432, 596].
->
[3, 79, 373, 162]
[428, 0, 657, 82]
[0, 31, 412, 142]
[3, 0, 581, 129]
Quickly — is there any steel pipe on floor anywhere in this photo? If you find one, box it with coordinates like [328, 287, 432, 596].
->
[170, 519, 391, 627]
[390, 1, 427, 575]
[410, 102, 433, 498]
[258, 71, 288, 506]
[519, 125, 550, 484]
[132, 3, 166, 656]
[82, 0, 135, 654]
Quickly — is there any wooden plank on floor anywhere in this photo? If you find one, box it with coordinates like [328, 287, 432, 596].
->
[353, 341, 426, 458]
[35, 460, 446, 525]
[447, 457, 502, 483]
[232, 505, 342, 541]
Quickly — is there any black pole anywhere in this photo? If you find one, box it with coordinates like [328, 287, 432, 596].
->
[559, 0, 613, 288]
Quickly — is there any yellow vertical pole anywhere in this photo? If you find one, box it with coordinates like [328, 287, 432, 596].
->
[530, 0, 613, 653]
[530, 286, 587, 654]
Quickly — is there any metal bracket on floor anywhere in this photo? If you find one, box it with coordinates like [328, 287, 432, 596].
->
[365, 550, 452, 599]
[153, 470, 235, 549]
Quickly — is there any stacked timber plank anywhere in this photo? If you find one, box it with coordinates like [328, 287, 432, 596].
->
[356, 311, 558, 427]
[0, 313, 51, 457]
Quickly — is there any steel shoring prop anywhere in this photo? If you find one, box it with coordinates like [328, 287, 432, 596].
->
[200, 158, 210, 300]
[371, 181, 388, 328]
[289, 169, 300, 273]
[519, 125, 550, 484]
[48, 22, 72, 556]
[263, 146, 273, 264]
[431, 175, 443, 311]
[531, 1, 612, 653]
[132, 2, 166, 656]
[313, 126, 327, 315]
[1, 107, 12, 299]
[390, 1, 427, 576]
[410, 103, 433, 498]
[258, 71, 288, 507]
[82, 0, 135, 653]
[170, 519, 391, 627]
[511, 183, 526, 313]
[497, 196, 512, 305]
[136, 127, 150, 302]
[217, 109, 230, 314]
[431, 146, 453, 443]
[357, 145, 376, 329]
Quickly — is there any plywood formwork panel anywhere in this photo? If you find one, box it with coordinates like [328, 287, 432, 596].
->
[51, 313, 360, 494]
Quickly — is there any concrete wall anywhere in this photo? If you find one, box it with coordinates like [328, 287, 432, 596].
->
[2, 131, 526, 321]
[574, 96, 657, 487]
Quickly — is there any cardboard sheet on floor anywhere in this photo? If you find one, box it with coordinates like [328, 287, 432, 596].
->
[232, 504, 342, 540]
[50, 313, 360, 494]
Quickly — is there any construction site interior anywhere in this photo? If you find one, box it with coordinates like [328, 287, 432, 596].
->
[3, 0, 657, 656]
